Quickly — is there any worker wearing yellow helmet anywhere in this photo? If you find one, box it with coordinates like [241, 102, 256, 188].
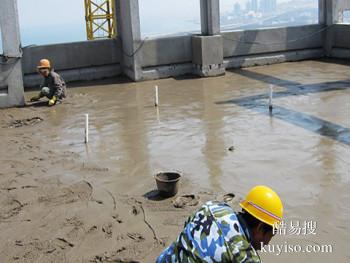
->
[30, 59, 67, 106]
[156, 185, 283, 263]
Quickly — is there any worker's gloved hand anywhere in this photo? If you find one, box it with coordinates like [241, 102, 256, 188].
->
[48, 96, 57, 106]
[30, 95, 41, 102]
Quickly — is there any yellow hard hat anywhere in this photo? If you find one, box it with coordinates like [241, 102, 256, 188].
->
[37, 59, 51, 69]
[240, 185, 283, 227]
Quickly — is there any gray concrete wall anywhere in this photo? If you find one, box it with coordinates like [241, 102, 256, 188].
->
[142, 36, 192, 68]
[142, 25, 324, 68]
[224, 49, 324, 69]
[20, 24, 349, 86]
[22, 24, 328, 85]
[333, 24, 350, 48]
[222, 25, 324, 58]
[22, 39, 122, 87]
[330, 24, 350, 59]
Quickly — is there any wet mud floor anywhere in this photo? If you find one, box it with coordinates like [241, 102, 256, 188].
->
[0, 59, 350, 262]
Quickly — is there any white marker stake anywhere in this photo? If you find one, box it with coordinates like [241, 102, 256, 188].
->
[85, 114, 89, 144]
[269, 85, 273, 111]
[156, 106, 161, 124]
[155, 85, 159, 107]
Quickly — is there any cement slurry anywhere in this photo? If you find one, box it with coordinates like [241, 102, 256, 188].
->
[0, 59, 349, 262]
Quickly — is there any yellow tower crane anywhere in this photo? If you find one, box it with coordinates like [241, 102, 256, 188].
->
[84, 0, 116, 40]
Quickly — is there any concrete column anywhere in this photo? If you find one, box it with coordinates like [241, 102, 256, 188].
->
[0, 0, 24, 108]
[319, 0, 326, 25]
[115, 0, 142, 81]
[193, 0, 224, 77]
[327, 0, 343, 24]
[192, 35, 225, 77]
[200, 0, 220, 36]
[323, 0, 344, 56]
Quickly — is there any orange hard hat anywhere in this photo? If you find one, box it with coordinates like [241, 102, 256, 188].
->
[37, 59, 51, 69]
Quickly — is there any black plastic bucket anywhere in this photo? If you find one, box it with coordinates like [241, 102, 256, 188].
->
[155, 172, 181, 197]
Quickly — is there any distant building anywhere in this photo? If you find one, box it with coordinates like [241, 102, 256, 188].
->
[246, 1, 251, 12]
[260, 0, 267, 13]
[251, 0, 258, 13]
[245, 0, 258, 13]
[260, 0, 277, 13]
[234, 3, 241, 15]
[271, 0, 277, 11]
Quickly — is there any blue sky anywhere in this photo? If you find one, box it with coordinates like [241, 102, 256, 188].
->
[16, 0, 207, 44]
[17, 0, 86, 46]
[0, 0, 316, 51]
[15, 0, 254, 44]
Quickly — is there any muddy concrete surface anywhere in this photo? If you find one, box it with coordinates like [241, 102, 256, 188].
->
[0, 59, 349, 262]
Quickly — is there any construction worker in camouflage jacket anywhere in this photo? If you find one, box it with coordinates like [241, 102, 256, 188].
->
[30, 59, 67, 106]
[156, 186, 284, 263]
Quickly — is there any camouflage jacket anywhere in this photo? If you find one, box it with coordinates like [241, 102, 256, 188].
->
[156, 201, 261, 263]
[42, 70, 67, 99]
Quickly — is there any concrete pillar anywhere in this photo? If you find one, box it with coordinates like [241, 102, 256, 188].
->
[319, 0, 326, 25]
[323, 0, 345, 56]
[326, 0, 343, 24]
[200, 0, 220, 36]
[115, 0, 142, 81]
[0, 0, 24, 108]
[193, 0, 224, 77]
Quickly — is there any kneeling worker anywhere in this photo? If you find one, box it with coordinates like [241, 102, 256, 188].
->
[157, 185, 283, 263]
[30, 59, 67, 106]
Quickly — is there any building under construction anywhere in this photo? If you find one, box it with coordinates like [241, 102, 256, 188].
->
[0, 1, 350, 262]
[0, 0, 349, 107]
